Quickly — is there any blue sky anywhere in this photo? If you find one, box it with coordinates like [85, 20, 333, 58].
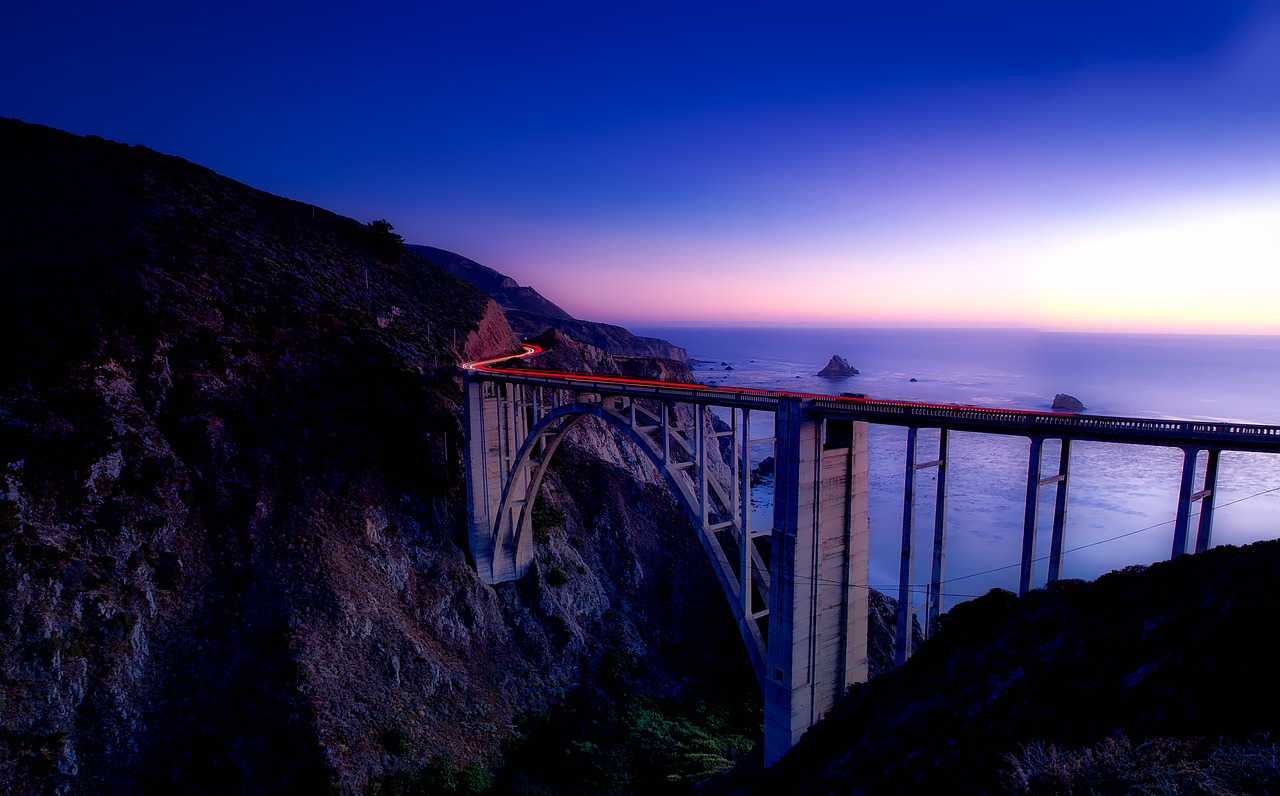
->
[5, 1, 1280, 330]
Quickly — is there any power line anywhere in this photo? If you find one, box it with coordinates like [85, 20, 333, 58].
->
[762, 483, 1280, 602]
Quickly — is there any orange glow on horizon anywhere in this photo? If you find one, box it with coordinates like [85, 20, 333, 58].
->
[493, 194, 1280, 335]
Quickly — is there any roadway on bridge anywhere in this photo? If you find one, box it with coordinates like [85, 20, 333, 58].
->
[462, 344, 1280, 452]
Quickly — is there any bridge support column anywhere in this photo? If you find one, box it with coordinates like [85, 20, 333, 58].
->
[1195, 450, 1220, 554]
[895, 428, 948, 666]
[1172, 448, 1220, 558]
[764, 399, 869, 766]
[1172, 448, 1197, 558]
[1019, 438, 1044, 595]
[926, 429, 949, 638]
[1020, 438, 1072, 594]
[464, 376, 535, 583]
[896, 427, 918, 667]
[1046, 440, 1072, 582]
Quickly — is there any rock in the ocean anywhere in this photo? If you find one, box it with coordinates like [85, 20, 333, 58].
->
[750, 456, 776, 486]
[1052, 393, 1086, 411]
[817, 355, 859, 378]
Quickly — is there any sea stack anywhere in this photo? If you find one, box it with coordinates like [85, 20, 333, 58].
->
[1052, 393, 1086, 411]
[817, 355, 859, 378]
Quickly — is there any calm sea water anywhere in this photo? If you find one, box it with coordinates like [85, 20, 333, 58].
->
[631, 327, 1280, 605]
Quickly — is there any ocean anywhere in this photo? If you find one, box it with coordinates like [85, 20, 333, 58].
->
[631, 327, 1280, 606]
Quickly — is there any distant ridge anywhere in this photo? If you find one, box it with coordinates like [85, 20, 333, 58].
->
[409, 243, 689, 363]
[410, 244, 574, 320]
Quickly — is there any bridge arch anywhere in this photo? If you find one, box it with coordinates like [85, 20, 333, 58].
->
[480, 396, 766, 679]
[463, 373, 872, 766]
[464, 354, 1280, 766]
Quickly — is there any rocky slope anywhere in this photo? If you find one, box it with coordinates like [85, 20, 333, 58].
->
[0, 118, 752, 795]
[409, 244, 574, 321]
[705, 540, 1280, 795]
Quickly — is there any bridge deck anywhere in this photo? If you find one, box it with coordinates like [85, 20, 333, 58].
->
[462, 344, 1280, 766]
[465, 349, 1280, 453]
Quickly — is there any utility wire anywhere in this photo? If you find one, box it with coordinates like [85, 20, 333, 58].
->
[746, 483, 1280, 602]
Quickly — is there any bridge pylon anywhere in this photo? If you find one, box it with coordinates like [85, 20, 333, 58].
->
[765, 397, 870, 765]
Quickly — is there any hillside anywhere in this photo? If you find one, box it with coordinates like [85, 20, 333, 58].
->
[409, 244, 690, 363]
[409, 244, 575, 321]
[707, 540, 1280, 794]
[0, 118, 757, 794]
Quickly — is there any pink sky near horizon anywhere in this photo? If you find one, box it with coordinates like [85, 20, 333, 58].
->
[399, 35, 1280, 335]
[433, 182, 1280, 334]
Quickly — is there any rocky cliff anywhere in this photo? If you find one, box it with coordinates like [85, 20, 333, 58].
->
[0, 118, 748, 795]
[409, 245, 574, 321]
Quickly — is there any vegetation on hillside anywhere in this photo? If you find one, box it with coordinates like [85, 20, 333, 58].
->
[709, 540, 1280, 795]
[0, 118, 756, 794]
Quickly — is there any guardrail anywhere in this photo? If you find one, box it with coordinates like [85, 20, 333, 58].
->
[466, 356, 1280, 453]
[810, 397, 1280, 450]
[469, 367, 784, 408]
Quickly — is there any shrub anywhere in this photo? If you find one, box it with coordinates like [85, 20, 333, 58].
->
[382, 726, 413, 755]
[154, 552, 181, 589]
[365, 219, 404, 261]
[0, 499, 19, 535]
[1003, 736, 1280, 795]
[531, 499, 566, 542]
[423, 754, 492, 795]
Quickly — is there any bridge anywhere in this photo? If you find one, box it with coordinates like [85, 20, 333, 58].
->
[461, 345, 1280, 766]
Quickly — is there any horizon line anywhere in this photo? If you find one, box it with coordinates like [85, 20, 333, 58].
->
[615, 322, 1280, 337]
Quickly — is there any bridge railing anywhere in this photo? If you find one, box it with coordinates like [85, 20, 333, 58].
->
[808, 397, 1280, 451]
[471, 364, 1280, 452]
[468, 368, 783, 409]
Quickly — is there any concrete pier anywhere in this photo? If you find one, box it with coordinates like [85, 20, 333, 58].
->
[765, 400, 870, 765]
[895, 428, 948, 666]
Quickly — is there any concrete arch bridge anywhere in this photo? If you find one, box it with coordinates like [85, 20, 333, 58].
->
[462, 345, 1280, 765]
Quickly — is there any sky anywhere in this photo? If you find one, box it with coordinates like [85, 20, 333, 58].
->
[5, 1, 1280, 332]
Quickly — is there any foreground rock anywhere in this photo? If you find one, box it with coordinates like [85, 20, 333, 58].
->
[816, 355, 859, 378]
[706, 540, 1280, 795]
[1052, 393, 1086, 411]
[750, 456, 776, 486]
